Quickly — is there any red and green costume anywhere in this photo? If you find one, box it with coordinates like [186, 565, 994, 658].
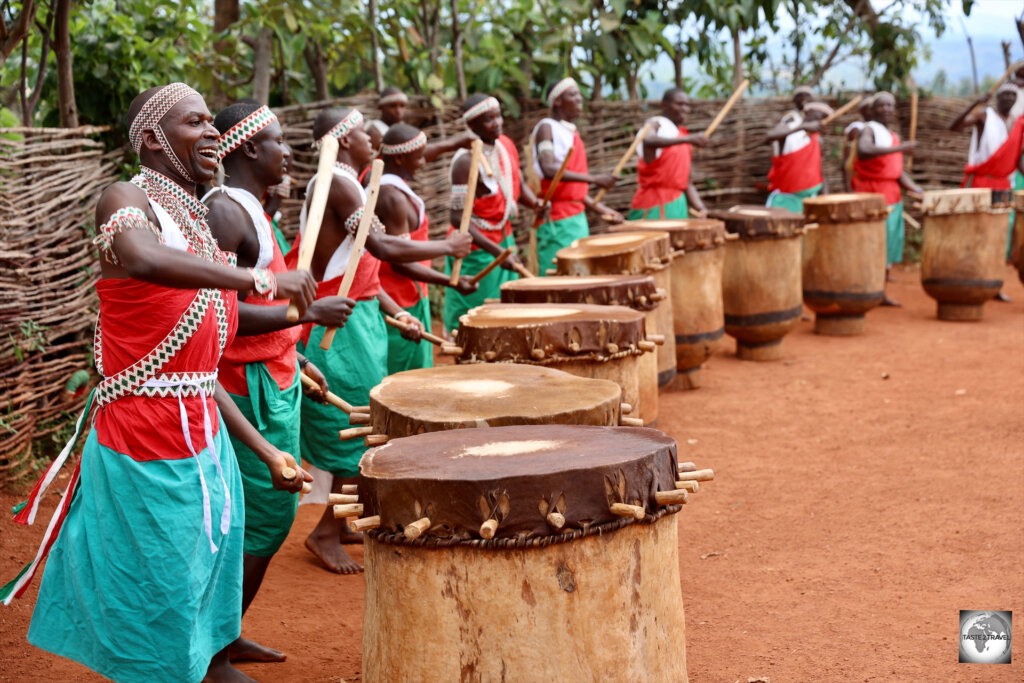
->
[532, 118, 590, 273]
[766, 114, 824, 213]
[852, 122, 905, 265]
[629, 117, 692, 220]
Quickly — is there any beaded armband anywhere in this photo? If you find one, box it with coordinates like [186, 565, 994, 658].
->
[249, 268, 277, 298]
[537, 140, 555, 154]
[344, 208, 386, 237]
[451, 184, 468, 211]
[94, 207, 162, 266]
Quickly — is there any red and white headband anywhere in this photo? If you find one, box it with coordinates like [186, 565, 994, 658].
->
[218, 105, 278, 160]
[547, 78, 577, 106]
[129, 82, 200, 154]
[316, 109, 364, 148]
[379, 92, 408, 106]
[381, 131, 427, 156]
[463, 96, 500, 123]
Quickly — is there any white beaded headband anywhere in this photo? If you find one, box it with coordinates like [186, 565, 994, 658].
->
[463, 96, 500, 123]
[379, 92, 409, 106]
[218, 105, 278, 160]
[547, 78, 578, 107]
[316, 109, 364, 148]
[129, 82, 200, 154]
[381, 130, 427, 156]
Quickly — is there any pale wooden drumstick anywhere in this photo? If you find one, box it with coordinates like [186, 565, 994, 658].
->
[592, 122, 652, 205]
[821, 94, 864, 126]
[704, 79, 749, 138]
[905, 92, 918, 172]
[383, 315, 462, 354]
[449, 139, 485, 285]
[468, 247, 513, 285]
[300, 372, 355, 414]
[281, 466, 312, 494]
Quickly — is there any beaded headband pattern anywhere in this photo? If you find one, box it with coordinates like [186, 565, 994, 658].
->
[129, 83, 200, 154]
[379, 92, 409, 106]
[547, 78, 578, 106]
[381, 130, 427, 156]
[218, 105, 278, 160]
[316, 109, 364, 149]
[463, 96, 500, 123]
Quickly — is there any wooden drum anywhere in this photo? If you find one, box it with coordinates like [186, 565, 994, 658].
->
[1013, 191, 1024, 285]
[340, 363, 631, 446]
[920, 189, 1007, 321]
[610, 219, 727, 389]
[555, 232, 678, 388]
[499, 274, 661, 423]
[800, 193, 887, 335]
[712, 206, 805, 361]
[454, 303, 657, 426]
[355, 424, 710, 683]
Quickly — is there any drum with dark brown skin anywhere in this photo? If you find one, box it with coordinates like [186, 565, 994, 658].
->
[499, 274, 660, 418]
[454, 303, 657, 425]
[711, 206, 805, 360]
[920, 189, 1007, 321]
[800, 193, 887, 335]
[555, 232, 678, 389]
[610, 219, 726, 389]
[358, 424, 695, 683]
[1013, 191, 1024, 285]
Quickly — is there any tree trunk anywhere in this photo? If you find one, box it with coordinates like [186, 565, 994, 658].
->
[368, 0, 383, 91]
[732, 27, 744, 90]
[304, 42, 329, 101]
[210, 0, 240, 108]
[0, 0, 36, 67]
[54, 0, 77, 127]
[626, 68, 638, 101]
[214, 0, 239, 31]
[451, 0, 466, 99]
[252, 26, 273, 105]
[673, 44, 684, 89]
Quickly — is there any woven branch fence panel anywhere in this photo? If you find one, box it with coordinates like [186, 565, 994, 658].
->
[0, 127, 119, 483]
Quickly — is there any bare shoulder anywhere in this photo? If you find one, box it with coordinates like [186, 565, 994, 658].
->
[535, 121, 554, 141]
[451, 152, 471, 182]
[95, 181, 149, 225]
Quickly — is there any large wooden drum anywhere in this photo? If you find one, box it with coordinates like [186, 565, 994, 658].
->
[800, 193, 887, 335]
[499, 274, 661, 421]
[920, 189, 1007, 321]
[342, 364, 630, 447]
[1013, 191, 1024, 285]
[610, 219, 727, 389]
[454, 303, 657, 426]
[356, 424, 701, 683]
[712, 206, 805, 360]
[555, 232, 678, 388]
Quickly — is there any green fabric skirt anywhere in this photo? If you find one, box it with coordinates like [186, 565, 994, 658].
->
[765, 184, 822, 214]
[627, 192, 689, 220]
[226, 362, 301, 557]
[1009, 171, 1023, 259]
[537, 211, 589, 276]
[387, 295, 434, 374]
[28, 426, 244, 683]
[298, 298, 387, 477]
[886, 200, 905, 266]
[444, 233, 519, 331]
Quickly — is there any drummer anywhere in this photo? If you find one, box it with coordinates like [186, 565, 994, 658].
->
[444, 94, 541, 333]
[532, 77, 623, 272]
[841, 96, 874, 191]
[364, 86, 477, 162]
[764, 86, 833, 212]
[628, 88, 709, 220]
[852, 91, 924, 306]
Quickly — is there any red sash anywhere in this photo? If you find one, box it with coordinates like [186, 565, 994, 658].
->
[541, 130, 588, 221]
[768, 134, 823, 193]
[631, 125, 691, 211]
[218, 215, 301, 396]
[378, 213, 430, 307]
[468, 135, 522, 244]
[852, 131, 904, 204]
[962, 116, 1024, 190]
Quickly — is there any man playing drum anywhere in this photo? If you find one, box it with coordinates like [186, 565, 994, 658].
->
[5, 83, 316, 683]
[628, 88, 710, 220]
[853, 91, 924, 307]
[842, 96, 874, 191]
[764, 86, 833, 212]
[532, 77, 623, 272]
[204, 100, 355, 664]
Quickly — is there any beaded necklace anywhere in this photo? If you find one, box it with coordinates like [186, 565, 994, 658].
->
[132, 166, 227, 265]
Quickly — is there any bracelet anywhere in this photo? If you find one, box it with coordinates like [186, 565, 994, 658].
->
[395, 311, 412, 321]
[249, 268, 277, 298]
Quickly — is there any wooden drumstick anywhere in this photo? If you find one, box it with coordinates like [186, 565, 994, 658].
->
[905, 91, 918, 172]
[591, 123, 652, 205]
[350, 515, 380, 532]
[532, 146, 575, 232]
[676, 468, 714, 482]
[383, 315, 463, 353]
[479, 519, 499, 539]
[320, 159, 385, 350]
[655, 489, 689, 505]
[300, 372, 356, 414]
[703, 79, 749, 138]
[287, 135, 339, 321]
[281, 466, 313, 494]
[339, 426, 373, 441]
[610, 502, 645, 519]
[675, 480, 699, 493]
[821, 94, 864, 126]
[511, 262, 535, 278]
[328, 493, 359, 505]
[333, 503, 364, 518]
[468, 247, 513, 285]
[449, 139, 485, 285]
[404, 516, 431, 539]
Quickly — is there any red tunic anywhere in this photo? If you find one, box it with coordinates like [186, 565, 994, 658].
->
[962, 116, 1024, 190]
[852, 130, 904, 204]
[541, 129, 588, 222]
[378, 212, 430, 308]
[631, 125, 691, 212]
[448, 135, 522, 246]
[768, 133, 823, 193]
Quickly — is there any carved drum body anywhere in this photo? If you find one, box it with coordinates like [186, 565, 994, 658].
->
[920, 189, 1006, 321]
[800, 193, 887, 335]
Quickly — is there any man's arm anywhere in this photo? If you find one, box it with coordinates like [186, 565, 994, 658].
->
[949, 94, 990, 132]
[857, 126, 917, 160]
[897, 171, 923, 196]
[685, 184, 708, 215]
[390, 261, 478, 295]
[423, 131, 478, 163]
[376, 288, 423, 341]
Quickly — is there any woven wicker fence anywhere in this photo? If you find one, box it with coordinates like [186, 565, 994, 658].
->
[0, 127, 119, 483]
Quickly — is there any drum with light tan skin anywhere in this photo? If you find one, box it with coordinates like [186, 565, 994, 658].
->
[347, 364, 631, 448]
[454, 303, 656, 426]
[1013, 191, 1024, 285]
[712, 206, 805, 361]
[610, 219, 726, 390]
[800, 193, 888, 335]
[357, 424, 707, 683]
[920, 189, 1007, 321]
[555, 232, 678, 389]
[499, 274, 660, 422]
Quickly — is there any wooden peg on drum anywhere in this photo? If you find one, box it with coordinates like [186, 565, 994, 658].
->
[350, 515, 381, 532]
[404, 517, 431, 540]
[329, 493, 359, 505]
[655, 489, 689, 505]
[676, 468, 714, 482]
[281, 466, 313, 494]
[674, 480, 699, 493]
[341, 484, 358, 495]
[333, 503, 365, 518]
[677, 461, 696, 473]
[348, 412, 371, 425]
[545, 512, 566, 529]
[620, 417, 645, 427]
[339, 426, 373, 441]
[364, 434, 389, 447]
[609, 502, 646, 519]
[479, 519, 499, 539]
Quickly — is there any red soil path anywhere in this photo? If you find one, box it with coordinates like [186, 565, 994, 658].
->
[2, 264, 1022, 682]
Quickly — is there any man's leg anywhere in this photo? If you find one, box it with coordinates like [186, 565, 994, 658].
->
[305, 475, 363, 574]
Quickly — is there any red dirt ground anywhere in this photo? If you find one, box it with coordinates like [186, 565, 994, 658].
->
[1, 264, 1022, 682]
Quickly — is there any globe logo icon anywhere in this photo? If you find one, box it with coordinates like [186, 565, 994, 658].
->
[959, 611, 1012, 664]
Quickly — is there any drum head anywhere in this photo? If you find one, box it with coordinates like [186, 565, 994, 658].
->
[556, 232, 672, 274]
[613, 218, 727, 252]
[500, 274, 657, 311]
[802, 192, 887, 223]
[920, 188, 992, 215]
[710, 205, 804, 239]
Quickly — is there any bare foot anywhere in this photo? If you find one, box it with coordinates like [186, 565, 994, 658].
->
[994, 291, 1012, 302]
[228, 636, 286, 663]
[880, 295, 902, 307]
[204, 653, 259, 682]
[339, 523, 364, 545]
[305, 533, 364, 574]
